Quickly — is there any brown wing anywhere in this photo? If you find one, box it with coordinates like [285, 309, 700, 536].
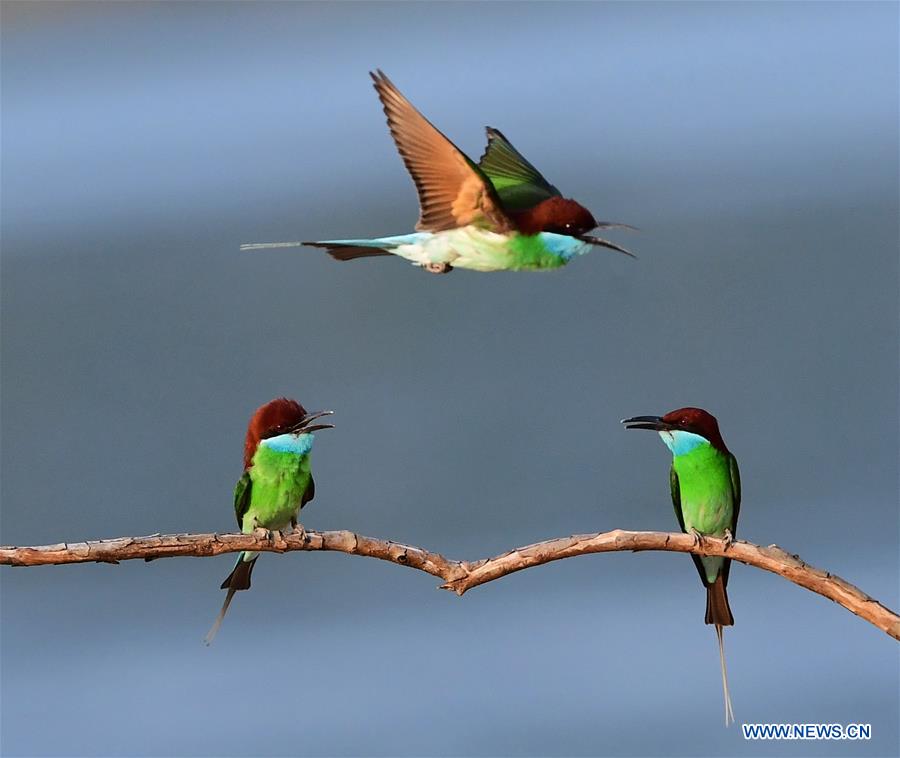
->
[370, 70, 513, 233]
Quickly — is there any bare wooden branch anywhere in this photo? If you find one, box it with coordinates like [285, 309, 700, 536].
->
[2, 529, 897, 641]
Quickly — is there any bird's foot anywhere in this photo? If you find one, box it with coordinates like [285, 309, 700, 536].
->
[723, 529, 734, 551]
[252, 527, 276, 544]
[689, 528, 707, 550]
[291, 523, 309, 543]
[423, 262, 453, 274]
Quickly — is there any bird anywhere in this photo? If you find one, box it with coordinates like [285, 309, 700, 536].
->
[241, 70, 634, 272]
[622, 407, 740, 725]
[204, 397, 334, 644]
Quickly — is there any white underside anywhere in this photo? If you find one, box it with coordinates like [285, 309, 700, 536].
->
[390, 228, 513, 271]
[381, 228, 589, 272]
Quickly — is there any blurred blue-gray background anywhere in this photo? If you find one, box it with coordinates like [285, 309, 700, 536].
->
[2, 2, 897, 756]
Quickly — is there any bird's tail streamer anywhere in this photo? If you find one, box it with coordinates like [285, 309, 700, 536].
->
[716, 623, 735, 726]
[203, 588, 237, 646]
[204, 554, 257, 645]
[240, 241, 307, 251]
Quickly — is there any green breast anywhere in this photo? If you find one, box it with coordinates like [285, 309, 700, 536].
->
[672, 445, 734, 537]
[243, 445, 311, 532]
[508, 234, 567, 270]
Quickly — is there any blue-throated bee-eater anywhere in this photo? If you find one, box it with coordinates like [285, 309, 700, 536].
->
[623, 407, 740, 725]
[242, 71, 634, 273]
[205, 398, 333, 644]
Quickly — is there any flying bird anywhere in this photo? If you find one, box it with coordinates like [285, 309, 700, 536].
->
[242, 70, 634, 272]
[622, 407, 740, 725]
[205, 397, 334, 644]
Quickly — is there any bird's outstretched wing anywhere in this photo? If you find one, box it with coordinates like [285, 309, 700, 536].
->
[370, 70, 513, 233]
[670, 465, 709, 588]
[233, 470, 252, 530]
[477, 127, 561, 211]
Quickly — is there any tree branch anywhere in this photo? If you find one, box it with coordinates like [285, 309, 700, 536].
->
[2, 529, 897, 640]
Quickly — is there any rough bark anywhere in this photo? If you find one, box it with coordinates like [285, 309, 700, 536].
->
[2, 529, 897, 640]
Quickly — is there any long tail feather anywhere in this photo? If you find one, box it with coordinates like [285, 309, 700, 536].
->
[312, 244, 394, 261]
[204, 587, 237, 646]
[204, 555, 257, 645]
[716, 623, 735, 726]
[241, 239, 395, 261]
[705, 574, 734, 626]
[240, 241, 307, 251]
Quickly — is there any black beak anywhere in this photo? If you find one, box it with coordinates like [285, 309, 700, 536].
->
[621, 415, 667, 431]
[579, 234, 636, 258]
[288, 410, 335, 434]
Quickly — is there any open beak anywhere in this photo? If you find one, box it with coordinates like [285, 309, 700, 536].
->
[288, 410, 335, 434]
[621, 415, 668, 432]
[579, 232, 636, 258]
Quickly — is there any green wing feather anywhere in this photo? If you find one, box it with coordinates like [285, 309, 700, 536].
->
[669, 466, 685, 532]
[233, 470, 252, 529]
[477, 128, 561, 211]
[728, 454, 741, 531]
[670, 465, 709, 587]
[301, 474, 315, 510]
[721, 454, 742, 586]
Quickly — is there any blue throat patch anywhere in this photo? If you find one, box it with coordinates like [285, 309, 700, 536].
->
[260, 433, 315, 456]
[539, 232, 591, 261]
[659, 430, 708, 457]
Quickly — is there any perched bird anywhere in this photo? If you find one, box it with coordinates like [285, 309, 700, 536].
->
[242, 70, 634, 272]
[622, 407, 740, 725]
[205, 398, 334, 644]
